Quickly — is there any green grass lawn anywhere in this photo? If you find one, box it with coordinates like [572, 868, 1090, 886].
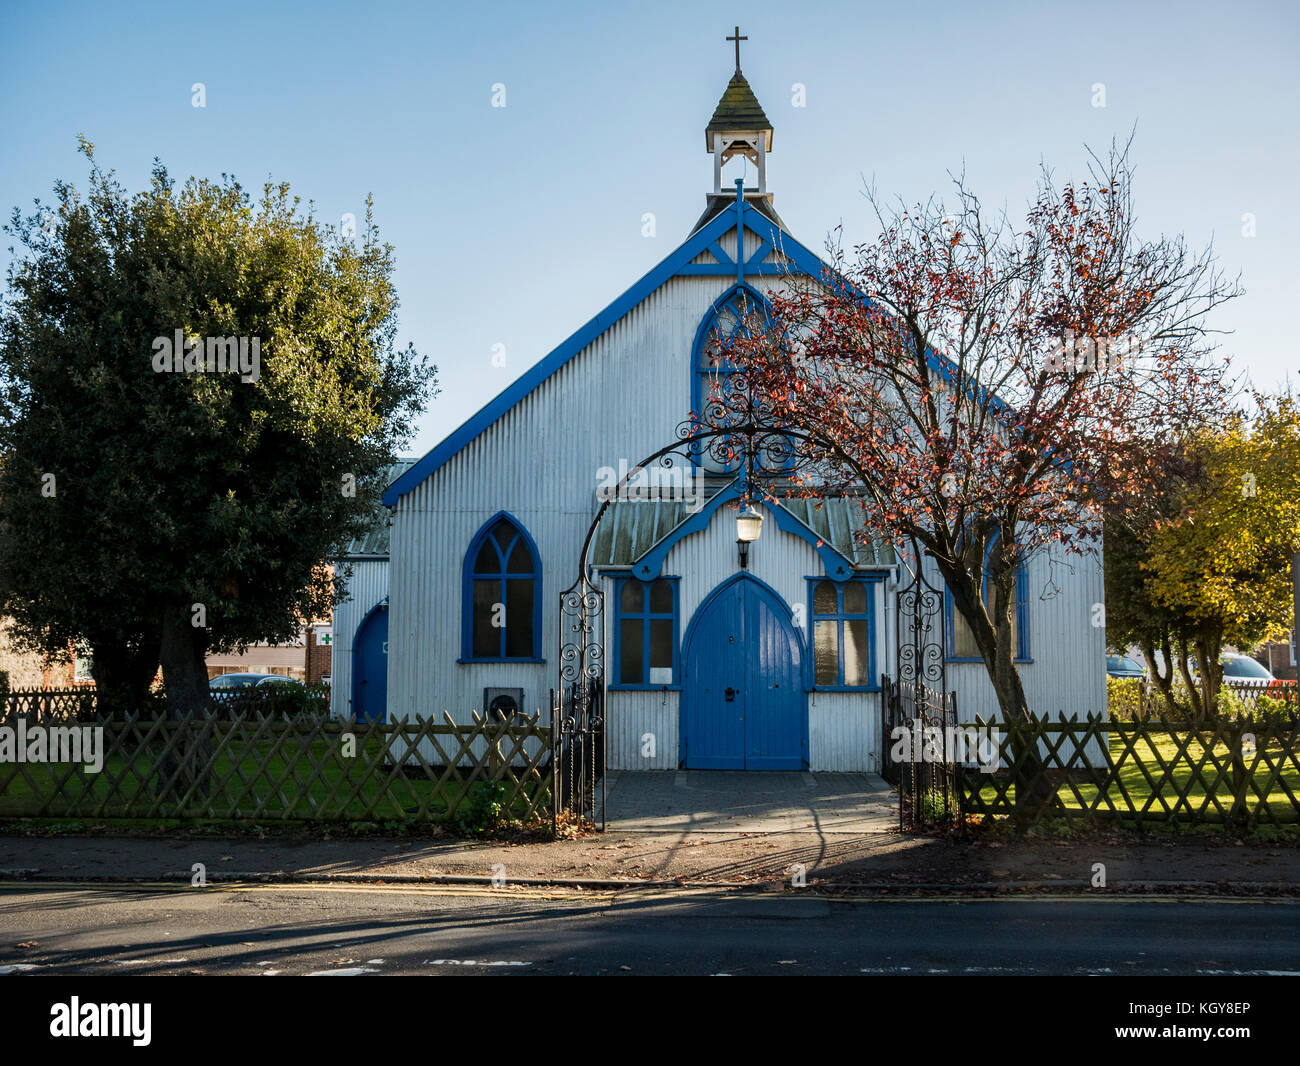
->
[972, 730, 1300, 824]
[0, 732, 550, 824]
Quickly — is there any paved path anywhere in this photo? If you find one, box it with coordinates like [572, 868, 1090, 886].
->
[599, 771, 897, 833]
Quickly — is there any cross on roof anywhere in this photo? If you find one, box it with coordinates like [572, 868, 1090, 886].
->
[726, 25, 747, 72]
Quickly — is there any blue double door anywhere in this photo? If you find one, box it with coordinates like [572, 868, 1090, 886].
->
[682, 576, 807, 770]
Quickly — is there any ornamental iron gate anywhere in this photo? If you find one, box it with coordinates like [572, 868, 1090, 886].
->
[880, 535, 955, 829]
[895, 534, 946, 702]
[880, 676, 961, 830]
[552, 576, 607, 829]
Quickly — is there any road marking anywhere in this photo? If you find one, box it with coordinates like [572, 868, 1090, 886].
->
[0, 964, 38, 974]
[423, 959, 531, 967]
[114, 958, 189, 965]
[306, 967, 380, 976]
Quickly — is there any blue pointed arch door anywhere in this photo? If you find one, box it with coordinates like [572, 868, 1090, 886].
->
[681, 574, 807, 769]
[352, 602, 389, 724]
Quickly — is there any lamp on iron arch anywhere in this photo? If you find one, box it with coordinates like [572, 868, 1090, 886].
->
[736, 504, 763, 570]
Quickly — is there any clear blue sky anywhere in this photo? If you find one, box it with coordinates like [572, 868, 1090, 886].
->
[2, 0, 1296, 454]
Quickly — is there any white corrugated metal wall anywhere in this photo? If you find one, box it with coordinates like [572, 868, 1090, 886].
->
[330, 559, 389, 720]
[916, 540, 1108, 766]
[387, 275, 743, 730]
[384, 245, 1109, 774]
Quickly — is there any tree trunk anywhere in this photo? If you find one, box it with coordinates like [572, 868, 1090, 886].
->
[90, 637, 159, 720]
[948, 551, 1055, 822]
[1143, 634, 1180, 717]
[990, 569, 1056, 821]
[156, 599, 213, 804]
[1175, 635, 1202, 718]
[1195, 624, 1225, 719]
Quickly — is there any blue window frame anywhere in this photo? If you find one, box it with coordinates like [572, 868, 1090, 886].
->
[690, 284, 773, 475]
[612, 576, 680, 689]
[945, 545, 1030, 663]
[460, 513, 543, 662]
[807, 576, 881, 690]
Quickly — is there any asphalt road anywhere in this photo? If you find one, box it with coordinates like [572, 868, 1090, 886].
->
[0, 883, 1297, 976]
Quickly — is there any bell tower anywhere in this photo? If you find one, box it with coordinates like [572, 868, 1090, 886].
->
[706, 26, 774, 195]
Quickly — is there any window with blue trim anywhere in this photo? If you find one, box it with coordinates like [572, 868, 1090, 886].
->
[947, 551, 1030, 661]
[613, 577, 678, 687]
[810, 578, 877, 688]
[692, 285, 772, 474]
[463, 516, 539, 660]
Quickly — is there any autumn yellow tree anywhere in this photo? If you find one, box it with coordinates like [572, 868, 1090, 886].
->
[1117, 394, 1300, 715]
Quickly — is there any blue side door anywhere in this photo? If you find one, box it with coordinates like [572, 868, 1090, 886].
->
[682, 577, 806, 769]
[352, 604, 389, 724]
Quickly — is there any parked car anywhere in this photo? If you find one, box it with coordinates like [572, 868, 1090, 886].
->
[1184, 652, 1276, 686]
[209, 672, 305, 693]
[1218, 652, 1276, 684]
[1106, 655, 1146, 680]
[209, 673, 320, 717]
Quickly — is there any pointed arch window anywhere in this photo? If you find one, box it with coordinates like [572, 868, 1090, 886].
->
[691, 284, 775, 474]
[461, 514, 542, 662]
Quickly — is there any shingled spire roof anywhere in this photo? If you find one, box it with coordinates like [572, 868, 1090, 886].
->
[705, 71, 773, 150]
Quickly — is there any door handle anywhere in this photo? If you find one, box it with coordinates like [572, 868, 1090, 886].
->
[724, 687, 737, 702]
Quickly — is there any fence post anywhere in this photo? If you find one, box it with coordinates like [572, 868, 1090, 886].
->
[549, 688, 558, 833]
[1228, 717, 1250, 829]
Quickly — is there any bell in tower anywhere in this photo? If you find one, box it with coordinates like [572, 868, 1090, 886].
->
[690, 27, 785, 237]
[707, 26, 774, 195]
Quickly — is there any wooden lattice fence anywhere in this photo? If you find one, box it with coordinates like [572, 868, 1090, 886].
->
[4, 687, 99, 723]
[963, 711, 1300, 828]
[0, 708, 554, 825]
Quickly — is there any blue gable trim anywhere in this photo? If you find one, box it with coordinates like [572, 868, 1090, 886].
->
[385, 196, 1034, 506]
[628, 481, 856, 581]
[385, 198, 847, 505]
[387, 205, 751, 505]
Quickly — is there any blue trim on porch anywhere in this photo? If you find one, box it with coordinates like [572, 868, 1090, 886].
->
[628, 481, 856, 581]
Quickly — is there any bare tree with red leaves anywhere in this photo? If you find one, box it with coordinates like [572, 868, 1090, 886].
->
[702, 139, 1240, 812]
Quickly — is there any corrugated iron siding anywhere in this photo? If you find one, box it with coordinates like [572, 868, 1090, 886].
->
[388, 276, 738, 732]
[329, 559, 389, 720]
[385, 263, 1108, 773]
[917, 542, 1108, 766]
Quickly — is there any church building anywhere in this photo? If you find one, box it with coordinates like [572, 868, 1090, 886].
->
[332, 39, 1106, 774]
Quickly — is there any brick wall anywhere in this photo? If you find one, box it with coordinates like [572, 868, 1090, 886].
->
[306, 629, 332, 684]
[0, 618, 53, 689]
